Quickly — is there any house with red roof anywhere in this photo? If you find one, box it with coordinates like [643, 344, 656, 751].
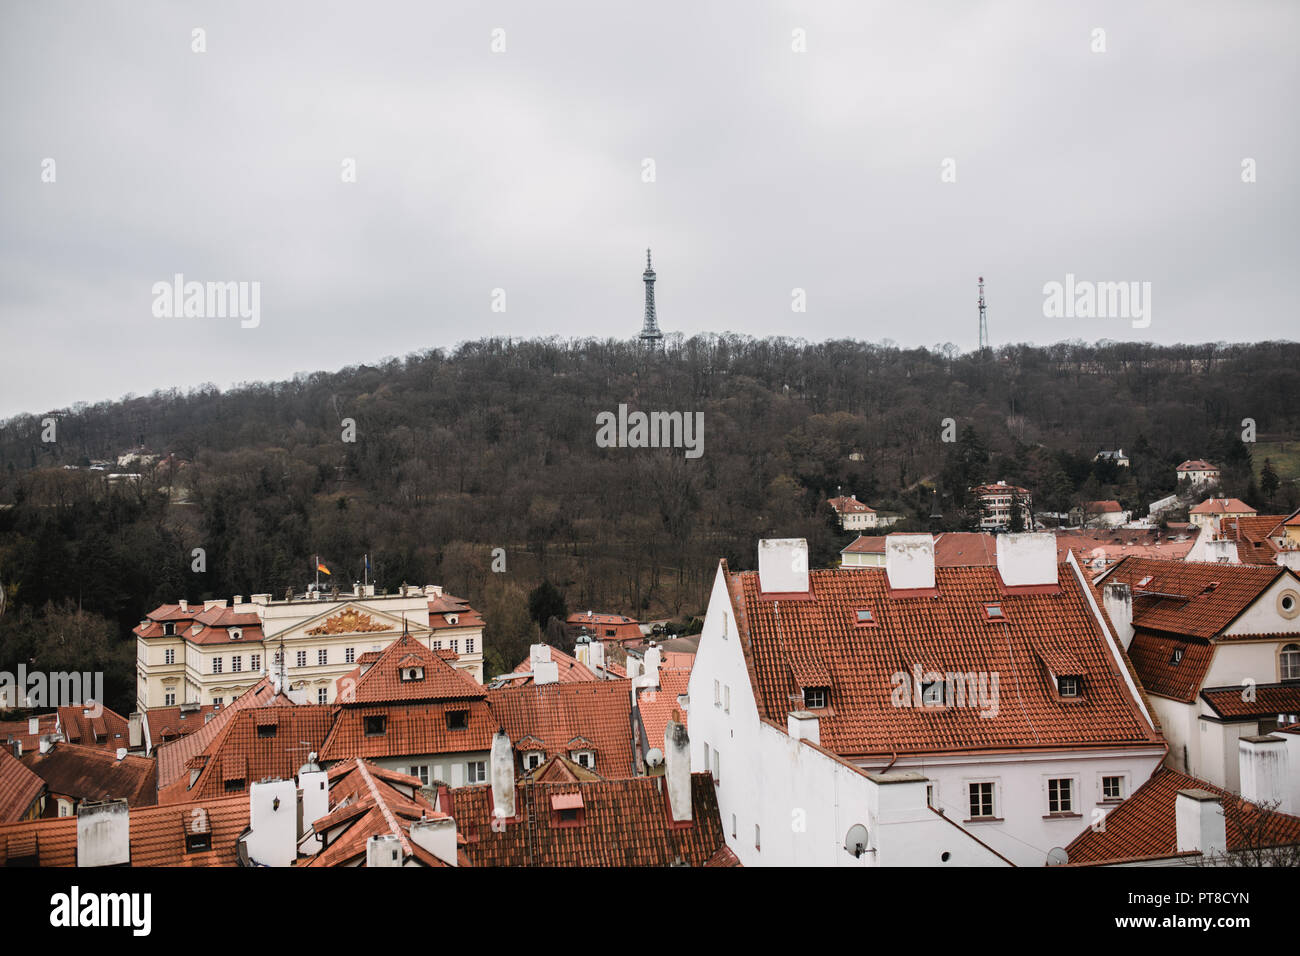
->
[690, 534, 1164, 866]
[1188, 497, 1256, 532]
[566, 610, 642, 645]
[1176, 459, 1221, 487]
[22, 742, 157, 817]
[1186, 510, 1300, 568]
[486, 677, 636, 778]
[1094, 557, 1300, 795]
[1071, 500, 1131, 529]
[319, 632, 495, 789]
[827, 493, 887, 532]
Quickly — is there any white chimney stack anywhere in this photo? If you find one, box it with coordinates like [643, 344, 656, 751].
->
[490, 731, 516, 820]
[1205, 538, 1239, 563]
[1102, 582, 1134, 649]
[298, 753, 330, 843]
[885, 534, 935, 591]
[589, 639, 605, 670]
[787, 710, 820, 745]
[77, 800, 130, 867]
[27, 717, 39, 735]
[244, 778, 299, 867]
[1174, 789, 1227, 856]
[366, 833, 404, 867]
[529, 644, 558, 685]
[757, 538, 810, 594]
[409, 816, 458, 867]
[1239, 735, 1292, 814]
[642, 644, 661, 689]
[996, 532, 1058, 587]
[664, 720, 692, 823]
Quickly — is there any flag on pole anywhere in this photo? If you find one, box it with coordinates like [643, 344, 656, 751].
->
[364, 554, 371, 572]
[317, 562, 331, 575]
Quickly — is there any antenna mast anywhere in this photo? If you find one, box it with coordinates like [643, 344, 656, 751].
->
[978, 276, 988, 351]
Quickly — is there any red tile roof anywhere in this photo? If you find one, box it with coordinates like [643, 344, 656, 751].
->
[154, 677, 292, 789]
[637, 669, 692, 755]
[497, 644, 627, 686]
[487, 681, 636, 778]
[725, 562, 1161, 758]
[0, 713, 58, 754]
[319, 698, 496, 762]
[22, 743, 157, 808]
[1177, 460, 1219, 472]
[1190, 498, 1256, 515]
[345, 632, 485, 704]
[144, 704, 221, 745]
[0, 794, 250, 866]
[448, 773, 728, 866]
[1125, 632, 1216, 702]
[1200, 683, 1300, 720]
[828, 496, 875, 515]
[1096, 557, 1288, 640]
[1084, 500, 1124, 514]
[0, 748, 45, 822]
[160, 705, 335, 803]
[1065, 767, 1300, 864]
[56, 704, 130, 752]
[1218, 515, 1299, 565]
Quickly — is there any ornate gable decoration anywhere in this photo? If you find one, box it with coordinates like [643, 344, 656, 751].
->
[306, 608, 394, 636]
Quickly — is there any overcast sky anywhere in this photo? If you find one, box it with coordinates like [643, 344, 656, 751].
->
[2, 1, 1296, 419]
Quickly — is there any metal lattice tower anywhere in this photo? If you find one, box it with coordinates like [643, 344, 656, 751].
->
[977, 275, 988, 351]
[640, 249, 663, 346]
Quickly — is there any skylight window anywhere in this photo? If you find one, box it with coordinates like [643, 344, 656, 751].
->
[1057, 676, 1082, 698]
[1170, 647, 1184, 665]
[1136, 575, 1153, 588]
[984, 604, 1005, 621]
[854, 608, 876, 626]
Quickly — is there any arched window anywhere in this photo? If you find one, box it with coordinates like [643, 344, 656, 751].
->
[1281, 644, 1300, 682]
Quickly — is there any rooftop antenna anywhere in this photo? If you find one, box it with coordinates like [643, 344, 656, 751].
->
[977, 276, 988, 352]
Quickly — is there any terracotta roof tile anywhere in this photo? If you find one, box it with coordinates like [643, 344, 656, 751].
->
[56, 704, 130, 751]
[1200, 683, 1300, 720]
[319, 699, 496, 761]
[1125, 631, 1215, 702]
[727, 562, 1161, 758]
[1066, 767, 1300, 864]
[21, 743, 157, 808]
[487, 681, 636, 778]
[636, 669, 692, 756]
[154, 676, 291, 789]
[347, 632, 485, 704]
[0, 748, 45, 822]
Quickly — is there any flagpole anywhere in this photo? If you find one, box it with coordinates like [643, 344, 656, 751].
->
[364, 554, 369, 589]
[315, 554, 319, 592]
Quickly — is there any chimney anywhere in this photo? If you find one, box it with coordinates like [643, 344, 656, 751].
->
[642, 644, 661, 689]
[244, 778, 299, 867]
[297, 754, 330, 841]
[1175, 789, 1227, 856]
[27, 716, 39, 735]
[627, 657, 642, 681]
[10, 740, 20, 758]
[664, 720, 692, 823]
[409, 816, 458, 866]
[787, 710, 820, 745]
[996, 532, 1058, 587]
[366, 833, 403, 867]
[1102, 582, 1134, 649]
[885, 534, 935, 591]
[757, 538, 810, 594]
[589, 639, 605, 671]
[128, 712, 143, 749]
[77, 799, 130, 867]
[178, 600, 188, 612]
[490, 730, 516, 820]
[39, 736, 54, 755]
[115, 747, 128, 761]
[574, 637, 590, 665]
[1206, 538, 1238, 563]
[530, 644, 558, 685]
[1239, 735, 1292, 814]
[232, 595, 242, 606]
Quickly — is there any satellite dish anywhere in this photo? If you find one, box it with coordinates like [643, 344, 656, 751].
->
[646, 747, 664, 768]
[844, 823, 869, 858]
[1046, 847, 1069, 866]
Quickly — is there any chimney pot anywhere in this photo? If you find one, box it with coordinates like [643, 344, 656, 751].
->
[885, 534, 936, 591]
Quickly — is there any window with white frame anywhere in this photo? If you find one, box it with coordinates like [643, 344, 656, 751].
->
[451, 639, 459, 653]
[1281, 643, 1300, 681]
[804, 686, 828, 709]
[466, 638, 475, 653]
[345, 647, 355, 664]
[212, 657, 223, 674]
[467, 761, 486, 784]
[318, 649, 328, 666]
[164, 648, 175, 665]
[212, 697, 224, 707]
[231, 655, 242, 673]
[1101, 775, 1125, 801]
[724, 685, 731, 713]
[411, 765, 430, 786]
[969, 782, 995, 819]
[525, 751, 543, 770]
[712, 748, 720, 782]
[296, 650, 307, 668]
[1048, 778, 1075, 814]
[714, 679, 721, 707]
[1057, 675, 1082, 698]
[165, 692, 176, 706]
[250, 654, 260, 671]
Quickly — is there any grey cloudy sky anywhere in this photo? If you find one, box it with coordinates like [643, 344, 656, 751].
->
[2, 1, 1296, 419]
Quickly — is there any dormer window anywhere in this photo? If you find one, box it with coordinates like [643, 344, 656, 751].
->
[229, 628, 242, 640]
[854, 608, 876, 627]
[1200, 582, 1220, 595]
[804, 687, 829, 709]
[525, 751, 544, 770]
[445, 614, 458, 626]
[920, 681, 946, 707]
[401, 666, 424, 682]
[163, 622, 175, 636]
[1057, 675, 1082, 698]
[550, 792, 584, 827]
[1171, 647, 1185, 665]
[364, 715, 387, 736]
[445, 710, 469, 730]
[571, 750, 594, 769]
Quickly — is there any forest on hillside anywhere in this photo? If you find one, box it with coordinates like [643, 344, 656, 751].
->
[1, 334, 1298, 712]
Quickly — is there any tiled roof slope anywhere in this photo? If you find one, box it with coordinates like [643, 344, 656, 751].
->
[57, 704, 131, 752]
[1096, 558, 1287, 640]
[1066, 767, 1300, 864]
[161, 706, 335, 803]
[637, 669, 692, 753]
[0, 713, 58, 754]
[144, 704, 221, 745]
[1220, 515, 1296, 565]
[487, 681, 636, 778]
[1200, 683, 1300, 720]
[449, 773, 727, 866]
[726, 563, 1161, 758]
[1125, 631, 1216, 702]
[0, 748, 45, 822]
[501, 644, 601, 686]
[347, 632, 485, 703]
[319, 698, 495, 761]
[154, 677, 290, 788]
[22, 743, 157, 807]
[0, 795, 250, 866]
